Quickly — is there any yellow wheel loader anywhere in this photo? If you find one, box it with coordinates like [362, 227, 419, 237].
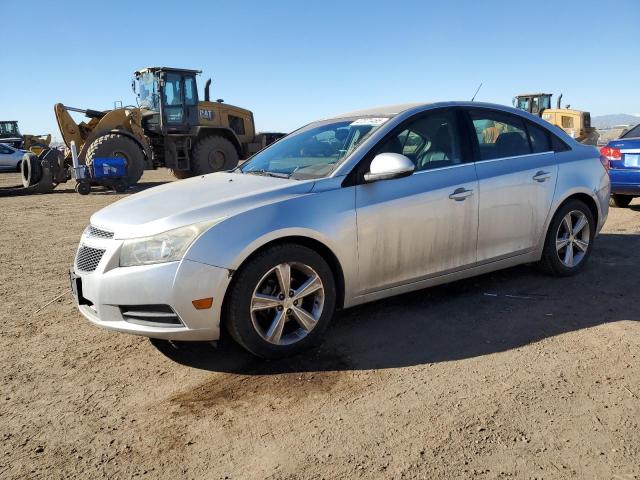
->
[54, 67, 284, 186]
[513, 93, 599, 145]
[2, 67, 285, 197]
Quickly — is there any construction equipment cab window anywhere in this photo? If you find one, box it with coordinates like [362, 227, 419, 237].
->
[164, 73, 184, 124]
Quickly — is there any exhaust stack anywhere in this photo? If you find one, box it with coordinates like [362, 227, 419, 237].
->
[204, 79, 212, 102]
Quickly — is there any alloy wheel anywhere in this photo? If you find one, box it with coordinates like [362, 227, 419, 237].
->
[556, 210, 590, 268]
[250, 262, 325, 345]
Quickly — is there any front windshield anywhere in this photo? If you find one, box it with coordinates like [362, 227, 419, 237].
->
[136, 72, 159, 111]
[240, 116, 390, 179]
[0, 122, 20, 136]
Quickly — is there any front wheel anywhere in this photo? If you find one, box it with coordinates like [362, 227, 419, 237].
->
[538, 199, 595, 276]
[609, 194, 632, 208]
[224, 244, 336, 358]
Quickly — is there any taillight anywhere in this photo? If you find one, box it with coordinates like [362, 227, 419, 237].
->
[600, 146, 621, 160]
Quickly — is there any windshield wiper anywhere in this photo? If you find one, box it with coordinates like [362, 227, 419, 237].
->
[244, 169, 290, 179]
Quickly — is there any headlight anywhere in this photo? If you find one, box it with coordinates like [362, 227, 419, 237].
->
[119, 219, 221, 267]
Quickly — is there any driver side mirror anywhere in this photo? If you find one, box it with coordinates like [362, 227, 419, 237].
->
[364, 153, 415, 183]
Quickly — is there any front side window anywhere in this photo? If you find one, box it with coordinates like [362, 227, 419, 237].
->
[470, 110, 531, 160]
[375, 110, 462, 171]
[240, 116, 390, 179]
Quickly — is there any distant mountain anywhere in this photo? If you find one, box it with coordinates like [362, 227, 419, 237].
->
[592, 114, 640, 129]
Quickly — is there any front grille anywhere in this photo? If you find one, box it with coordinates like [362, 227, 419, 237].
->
[120, 305, 183, 327]
[87, 225, 114, 239]
[76, 246, 106, 272]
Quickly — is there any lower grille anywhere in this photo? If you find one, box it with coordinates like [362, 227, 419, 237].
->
[120, 305, 182, 327]
[76, 246, 106, 272]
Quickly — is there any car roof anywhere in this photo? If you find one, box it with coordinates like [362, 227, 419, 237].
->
[331, 103, 428, 119]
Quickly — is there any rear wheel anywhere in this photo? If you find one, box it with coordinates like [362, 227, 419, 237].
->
[609, 194, 632, 208]
[86, 134, 145, 187]
[225, 244, 336, 358]
[190, 135, 239, 176]
[538, 199, 595, 276]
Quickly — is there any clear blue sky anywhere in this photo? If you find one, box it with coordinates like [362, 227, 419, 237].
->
[2, 0, 639, 141]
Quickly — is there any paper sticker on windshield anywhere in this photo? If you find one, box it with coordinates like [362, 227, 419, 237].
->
[350, 117, 389, 126]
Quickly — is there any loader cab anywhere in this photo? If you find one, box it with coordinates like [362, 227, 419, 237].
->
[134, 67, 201, 134]
[0, 121, 21, 138]
[513, 93, 552, 116]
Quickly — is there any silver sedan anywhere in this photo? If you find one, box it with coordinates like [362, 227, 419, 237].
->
[0, 143, 26, 171]
[71, 102, 610, 358]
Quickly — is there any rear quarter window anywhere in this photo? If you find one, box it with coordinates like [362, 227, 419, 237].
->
[621, 124, 640, 139]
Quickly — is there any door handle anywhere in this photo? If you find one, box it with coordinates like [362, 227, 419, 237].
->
[449, 187, 474, 201]
[533, 170, 552, 182]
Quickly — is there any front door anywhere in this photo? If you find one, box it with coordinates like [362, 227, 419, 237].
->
[355, 109, 479, 295]
[468, 108, 557, 263]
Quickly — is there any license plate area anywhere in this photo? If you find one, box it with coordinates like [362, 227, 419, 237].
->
[624, 154, 639, 167]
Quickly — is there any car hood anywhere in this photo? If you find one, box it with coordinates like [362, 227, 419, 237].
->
[90, 172, 315, 239]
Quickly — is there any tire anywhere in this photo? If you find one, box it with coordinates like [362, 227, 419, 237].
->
[609, 194, 632, 208]
[113, 180, 128, 193]
[190, 135, 239, 176]
[538, 199, 595, 276]
[21, 153, 42, 187]
[86, 134, 145, 187]
[75, 182, 91, 195]
[168, 168, 191, 180]
[224, 243, 336, 358]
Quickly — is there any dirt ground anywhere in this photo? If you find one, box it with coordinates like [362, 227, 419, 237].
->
[1, 169, 639, 480]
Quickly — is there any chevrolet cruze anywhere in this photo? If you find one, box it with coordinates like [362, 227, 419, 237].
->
[70, 102, 610, 358]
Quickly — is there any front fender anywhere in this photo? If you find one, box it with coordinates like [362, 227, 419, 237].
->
[184, 182, 358, 302]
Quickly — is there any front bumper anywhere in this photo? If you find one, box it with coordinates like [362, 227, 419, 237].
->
[72, 236, 231, 341]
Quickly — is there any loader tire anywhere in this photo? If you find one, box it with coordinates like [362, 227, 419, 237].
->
[190, 135, 239, 176]
[168, 168, 192, 180]
[21, 153, 42, 187]
[86, 134, 145, 187]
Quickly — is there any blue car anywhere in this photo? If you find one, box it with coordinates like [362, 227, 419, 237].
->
[601, 123, 640, 207]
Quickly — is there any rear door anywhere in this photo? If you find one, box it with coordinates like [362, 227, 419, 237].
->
[466, 108, 558, 263]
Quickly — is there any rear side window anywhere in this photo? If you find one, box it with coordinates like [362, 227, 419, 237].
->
[470, 110, 531, 160]
[622, 124, 640, 139]
[526, 121, 551, 153]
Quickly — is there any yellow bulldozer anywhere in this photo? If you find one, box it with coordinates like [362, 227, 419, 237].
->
[0, 120, 51, 154]
[53, 66, 284, 186]
[513, 93, 599, 145]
